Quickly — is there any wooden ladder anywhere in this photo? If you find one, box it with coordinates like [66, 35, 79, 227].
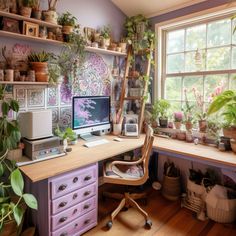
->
[119, 45, 153, 134]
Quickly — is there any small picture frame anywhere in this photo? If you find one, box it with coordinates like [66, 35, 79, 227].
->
[124, 124, 139, 137]
[2, 17, 20, 33]
[23, 21, 39, 37]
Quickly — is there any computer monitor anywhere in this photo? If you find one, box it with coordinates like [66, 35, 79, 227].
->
[72, 96, 111, 140]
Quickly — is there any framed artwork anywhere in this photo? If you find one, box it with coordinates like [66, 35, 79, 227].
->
[2, 17, 20, 33]
[27, 88, 45, 108]
[23, 21, 39, 37]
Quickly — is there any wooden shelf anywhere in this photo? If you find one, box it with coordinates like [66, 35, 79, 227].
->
[0, 81, 49, 85]
[0, 10, 61, 28]
[85, 46, 126, 56]
[0, 30, 63, 45]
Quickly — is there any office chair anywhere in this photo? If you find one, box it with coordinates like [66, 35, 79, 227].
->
[103, 125, 154, 229]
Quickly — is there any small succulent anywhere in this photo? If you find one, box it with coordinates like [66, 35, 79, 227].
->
[28, 51, 51, 62]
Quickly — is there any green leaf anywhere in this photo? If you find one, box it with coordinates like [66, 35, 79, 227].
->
[1, 102, 9, 116]
[0, 196, 10, 203]
[10, 169, 24, 197]
[23, 194, 38, 210]
[13, 205, 24, 226]
[10, 100, 19, 112]
[0, 163, 4, 177]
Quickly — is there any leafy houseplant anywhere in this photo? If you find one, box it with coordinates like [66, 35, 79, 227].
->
[28, 51, 51, 82]
[155, 99, 171, 128]
[0, 151, 38, 234]
[100, 26, 111, 48]
[207, 90, 236, 139]
[58, 12, 77, 34]
[0, 85, 21, 152]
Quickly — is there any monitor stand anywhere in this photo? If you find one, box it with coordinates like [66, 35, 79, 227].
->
[80, 133, 100, 142]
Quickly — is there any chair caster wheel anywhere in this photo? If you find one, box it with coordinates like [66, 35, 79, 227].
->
[145, 219, 152, 229]
[107, 221, 113, 229]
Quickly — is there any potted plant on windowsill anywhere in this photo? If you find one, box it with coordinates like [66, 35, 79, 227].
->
[173, 111, 183, 129]
[156, 99, 171, 128]
[58, 12, 77, 35]
[28, 51, 51, 82]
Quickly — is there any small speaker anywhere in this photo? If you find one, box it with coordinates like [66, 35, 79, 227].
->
[92, 129, 110, 136]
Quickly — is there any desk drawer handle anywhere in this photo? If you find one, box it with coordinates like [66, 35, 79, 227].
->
[83, 204, 90, 210]
[83, 191, 91, 197]
[58, 202, 67, 208]
[84, 175, 92, 181]
[59, 217, 67, 223]
[74, 223, 78, 228]
[58, 184, 67, 191]
[73, 193, 78, 199]
[60, 233, 68, 236]
[84, 219, 91, 225]
[73, 177, 78, 183]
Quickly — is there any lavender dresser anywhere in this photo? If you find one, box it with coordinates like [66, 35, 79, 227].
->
[27, 163, 98, 236]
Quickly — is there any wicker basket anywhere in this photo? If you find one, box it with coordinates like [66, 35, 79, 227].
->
[162, 175, 181, 201]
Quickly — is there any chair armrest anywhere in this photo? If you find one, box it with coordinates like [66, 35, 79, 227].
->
[110, 158, 142, 169]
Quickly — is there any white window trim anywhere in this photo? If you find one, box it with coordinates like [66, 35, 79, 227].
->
[154, 2, 236, 100]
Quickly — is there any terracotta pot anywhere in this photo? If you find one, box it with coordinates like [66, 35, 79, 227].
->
[30, 62, 49, 82]
[174, 121, 181, 129]
[20, 6, 32, 17]
[43, 10, 58, 24]
[185, 121, 193, 131]
[223, 127, 236, 140]
[199, 120, 207, 132]
[177, 131, 186, 140]
[0, 219, 17, 236]
[62, 25, 74, 34]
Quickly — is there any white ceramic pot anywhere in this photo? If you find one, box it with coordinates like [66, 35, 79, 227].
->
[43, 10, 58, 24]
[5, 69, 14, 81]
[113, 123, 122, 135]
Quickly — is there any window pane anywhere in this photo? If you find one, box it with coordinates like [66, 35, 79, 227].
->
[167, 53, 184, 73]
[185, 50, 206, 72]
[183, 76, 203, 101]
[167, 29, 184, 53]
[165, 77, 182, 100]
[232, 18, 236, 44]
[204, 74, 228, 102]
[232, 46, 236, 69]
[186, 24, 206, 51]
[207, 19, 231, 47]
[207, 47, 230, 70]
[168, 101, 182, 114]
[230, 74, 236, 90]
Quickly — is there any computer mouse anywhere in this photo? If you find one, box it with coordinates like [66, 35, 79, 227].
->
[113, 137, 123, 142]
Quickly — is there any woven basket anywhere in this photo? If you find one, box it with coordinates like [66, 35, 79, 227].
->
[162, 175, 181, 201]
[206, 199, 236, 223]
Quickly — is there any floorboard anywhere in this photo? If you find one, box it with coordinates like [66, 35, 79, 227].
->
[83, 185, 236, 236]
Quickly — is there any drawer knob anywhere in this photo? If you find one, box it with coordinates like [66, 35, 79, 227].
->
[73, 193, 78, 199]
[59, 217, 68, 223]
[84, 175, 92, 181]
[58, 184, 67, 191]
[74, 223, 78, 227]
[59, 202, 67, 208]
[84, 219, 91, 225]
[60, 233, 68, 236]
[84, 191, 91, 196]
[73, 177, 78, 183]
[83, 204, 90, 209]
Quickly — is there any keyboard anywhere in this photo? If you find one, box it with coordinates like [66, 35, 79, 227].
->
[84, 139, 109, 148]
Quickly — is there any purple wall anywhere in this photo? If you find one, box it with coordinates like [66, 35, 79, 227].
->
[150, 0, 231, 25]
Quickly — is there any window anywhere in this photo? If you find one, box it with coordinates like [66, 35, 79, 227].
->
[161, 12, 236, 112]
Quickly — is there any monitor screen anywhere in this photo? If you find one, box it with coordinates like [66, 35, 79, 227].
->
[72, 96, 110, 135]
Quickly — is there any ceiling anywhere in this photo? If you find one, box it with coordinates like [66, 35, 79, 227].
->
[111, 0, 207, 17]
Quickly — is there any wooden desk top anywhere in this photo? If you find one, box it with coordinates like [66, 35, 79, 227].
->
[19, 135, 236, 183]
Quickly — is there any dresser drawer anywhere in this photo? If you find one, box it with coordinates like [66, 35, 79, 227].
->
[51, 182, 97, 215]
[50, 163, 97, 199]
[51, 196, 97, 231]
[51, 209, 97, 236]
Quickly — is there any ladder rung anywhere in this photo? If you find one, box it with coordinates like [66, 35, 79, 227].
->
[124, 96, 143, 100]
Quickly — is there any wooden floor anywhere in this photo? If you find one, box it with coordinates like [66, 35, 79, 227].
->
[83, 184, 236, 236]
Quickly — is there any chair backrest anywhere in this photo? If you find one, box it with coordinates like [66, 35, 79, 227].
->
[140, 125, 154, 181]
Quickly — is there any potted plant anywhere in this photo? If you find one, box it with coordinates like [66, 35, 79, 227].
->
[173, 111, 183, 129]
[100, 26, 111, 48]
[150, 101, 159, 128]
[162, 161, 181, 201]
[19, 0, 34, 17]
[207, 90, 236, 140]
[31, 0, 41, 20]
[58, 12, 77, 35]
[156, 99, 171, 128]
[28, 51, 51, 82]
[183, 90, 195, 131]
[1, 46, 14, 82]
[0, 150, 38, 235]
[43, 0, 59, 24]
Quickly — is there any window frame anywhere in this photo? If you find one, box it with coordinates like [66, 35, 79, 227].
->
[155, 4, 236, 101]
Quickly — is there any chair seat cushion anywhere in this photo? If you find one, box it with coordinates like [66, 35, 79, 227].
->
[105, 161, 144, 179]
